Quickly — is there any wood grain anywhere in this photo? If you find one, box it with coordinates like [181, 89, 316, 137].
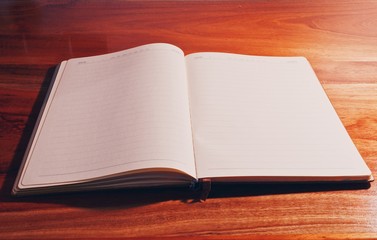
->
[0, 0, 377, 239]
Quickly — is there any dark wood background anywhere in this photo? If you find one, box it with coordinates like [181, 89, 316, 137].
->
[1, 1, 377, 239]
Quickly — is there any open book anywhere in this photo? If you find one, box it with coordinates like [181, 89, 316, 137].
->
[13, 43, 373, 196]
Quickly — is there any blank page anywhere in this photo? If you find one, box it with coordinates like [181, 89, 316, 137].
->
[186, 53, 371, 180]
[20, 43, 196, 187]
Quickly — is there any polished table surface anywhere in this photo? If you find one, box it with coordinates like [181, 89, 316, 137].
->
[1, 0, 377, 239]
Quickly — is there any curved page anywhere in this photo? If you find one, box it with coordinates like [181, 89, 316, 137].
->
[20, 43, 196, 188]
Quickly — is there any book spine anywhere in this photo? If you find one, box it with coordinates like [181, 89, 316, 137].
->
[190, 178, 211, 202]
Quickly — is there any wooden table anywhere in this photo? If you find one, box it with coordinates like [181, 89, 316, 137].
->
[1, 1, 377, 239]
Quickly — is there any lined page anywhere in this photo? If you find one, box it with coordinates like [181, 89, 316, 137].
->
[21, 43, 196, 187]
[186, 53, 371, 180]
